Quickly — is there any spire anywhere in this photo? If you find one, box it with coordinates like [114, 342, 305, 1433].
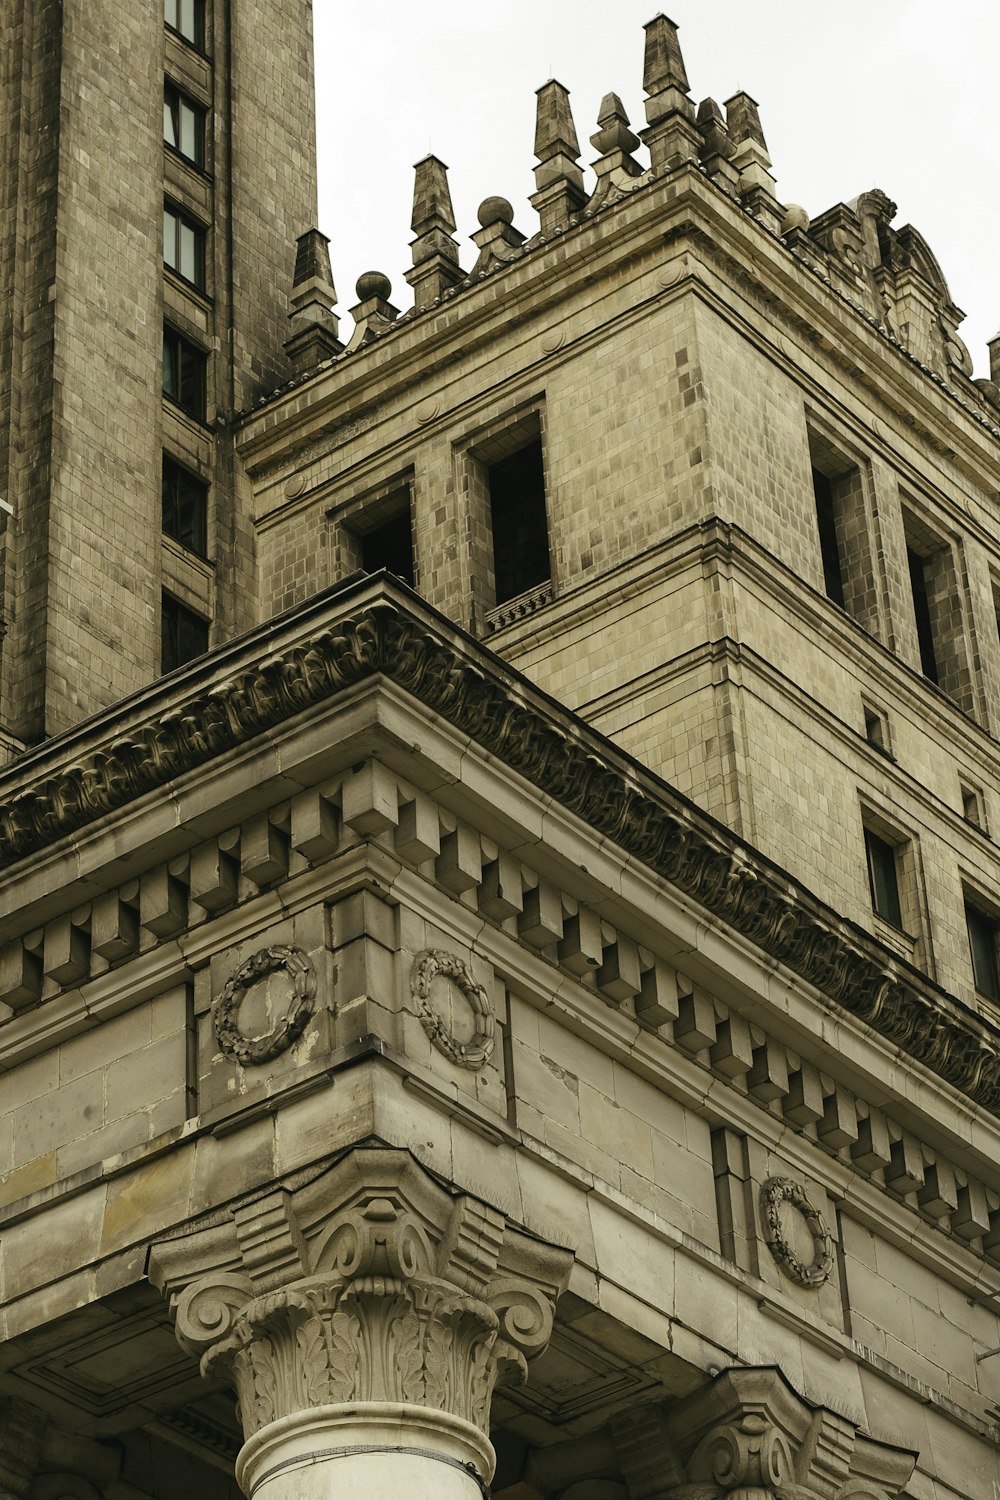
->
[724, 92, 783, 233]
[470, 197, 526, 275]
[530, 79, 586, 235]
[283, 228, 342, 373]
[640, 14, 699, 172]
[405, 155, 464, 309]
[587, 93, 644, 210]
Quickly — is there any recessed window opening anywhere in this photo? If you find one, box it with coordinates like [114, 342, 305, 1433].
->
[162, 455, 208, 556]
[164, 83, 205, 168]
[906, 545, 939, 683]
[164, 203, 206, 290]
[965, 897, 1000, 1003]
[161, 591, 209, 673]
[807, 430, 875, 631]
[901, 506, 971, 708]
[163, 327, 206, 420]
[164, 0, 205, 48]
[348, 487, 415, 587]
[864, 826, 903, 929]
[812, 468, 845, 608]
[488, 437, 549, 605]
[863, 704, 887, 752]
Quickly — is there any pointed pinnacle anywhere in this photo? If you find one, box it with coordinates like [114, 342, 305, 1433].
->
[643, 14, 689, 96]
[724, 92, 767, 149]
[411, 155, 456, 238]
[534, 79, 581, 162]
[591, 92, 640, 155]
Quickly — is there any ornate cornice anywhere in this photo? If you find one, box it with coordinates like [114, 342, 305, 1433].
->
[3, 591, 999, 1116]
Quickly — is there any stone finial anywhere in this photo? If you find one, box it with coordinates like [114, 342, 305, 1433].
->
[470, 195, 527, 275]
[531, 79, 586, 235]
[640, 15, 700, 172]
[587, 93, 644, 211]
[405, 155, 464, 309]
[344, 270, 399, 353]
[724, 92, 783, 233]
[695, 97, 739, 193]
[284, 228, 342, 373]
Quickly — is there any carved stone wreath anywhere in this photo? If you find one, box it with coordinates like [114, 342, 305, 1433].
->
[213, 945, 316, 1066]
[759, 1176, 833, 1288]
[410, 949, 495, 1070]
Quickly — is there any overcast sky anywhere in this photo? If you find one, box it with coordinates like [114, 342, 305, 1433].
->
[314, 0, 999, 376]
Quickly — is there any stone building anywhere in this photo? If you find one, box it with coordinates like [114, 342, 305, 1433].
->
[0, 6, 999, 1498]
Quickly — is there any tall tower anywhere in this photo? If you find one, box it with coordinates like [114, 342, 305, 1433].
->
[0, 0, 317, 752]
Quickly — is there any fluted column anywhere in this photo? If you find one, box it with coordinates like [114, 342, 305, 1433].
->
[149, 1149, 572, 1500]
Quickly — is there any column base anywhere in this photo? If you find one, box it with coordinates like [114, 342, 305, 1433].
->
[235, 1402, 496, 1500]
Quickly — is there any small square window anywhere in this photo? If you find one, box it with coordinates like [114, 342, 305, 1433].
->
[965, 899, 1000, 1003]
[164, 0, 205, 49]
[864, 827, 903, 929]
[161, 592, 209, 673]
[862, 703, 889, 755]
[163, 326, 207, 420]
[164, 203, 206, 290]
[162, 455, 208, 555]
[164, 83, 206, 169]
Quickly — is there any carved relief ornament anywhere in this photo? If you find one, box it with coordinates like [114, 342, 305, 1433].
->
[759, 1177, 833, 1289]
[149, 1148, 571, 1446]
[213, 945, 316, 1066]
[410, 949, 495, 1069]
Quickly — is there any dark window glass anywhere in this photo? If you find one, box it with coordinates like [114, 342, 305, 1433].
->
[163, 204, 205, 289]
[360, 509, 414, 586]
[813, 468, 845, 608]
[488, 439, 550, 605]
[864, 828, 902, 929]
[164, 83, 205, 168]
[161, 592, 209, 673]
[164, 0, 205, 48]
[162, 455, 208, 555]
[162, 327, 206, 419]
[906, 546, 939, 683]
[966, 901, 1000, 1002]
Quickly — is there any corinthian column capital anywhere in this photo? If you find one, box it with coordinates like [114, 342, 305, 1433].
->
[150, 1148, 572, 1500]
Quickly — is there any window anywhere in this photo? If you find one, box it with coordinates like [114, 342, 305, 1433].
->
[488, 437, 550, 605]
[864, 827, 903, 929]
[163, 204, 206, 289]
[164, 83, 205, 168]
[965, 899, 1000, 1003]
[360, 508, 414, 585]
[161, 592, 209, 673]
[862, 702, 889, 755]
[162, 455, 208, 556]
[960, 783, 986, 831]
[165, 0, 205, 47]
[162, 327, 206, 419]
[807, 431, 877, 631]
[901, 507, 972, 709]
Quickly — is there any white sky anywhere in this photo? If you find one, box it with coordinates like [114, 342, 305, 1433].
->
[314, 0, 999, 376]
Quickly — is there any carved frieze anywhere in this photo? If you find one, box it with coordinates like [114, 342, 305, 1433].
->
[3, 594, 1000, 1124]
[213, 946, 316, 1066]
[410, 949, 496, 1070]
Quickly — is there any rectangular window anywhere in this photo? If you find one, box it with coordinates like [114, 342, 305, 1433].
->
[807, 431, 877, 632]
[163, 203, 206, 289]
[161, 592, 209, 673]
[488, 437, 550, 606]
[864, 827, 903, 929]
[164, 0, 205, 48]
[901, 508, 972, 709]
[164, 83, 205, 169]
[965, 899, 1000, 1003]
[162, 455, 208, 556]
[162, 327, 206, 419]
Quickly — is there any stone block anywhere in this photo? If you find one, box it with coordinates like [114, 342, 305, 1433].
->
[850, 1108, 891, 1173]
[436, 826, 482, 894]
[747, 1038, 788, 1101]
[331, 890, 397, 950]
[783, 1063, 823, 1126]
[918, 1159, 957, 1218]
[0, 940, 42, 1011]
[394, 795, 440, 864]
[291, 786, 340, 863]
[597, 935, 641, 1002]
[558, 908, 603, 975]
[189, 835, 240, 912]
[241, 811, 290, 888]
[884, 1133, 924, 1196]
[817, 1085, 858, 1150]
[140, 866, 188, 938]
[91, 888, 139, 962]
[634, 959, 679, 1027]
[951, 1179, 990, 1241]
[478, 853, 523, 920]
[342, 760, 398, 834]
[710, 1013, 753, 1078]
[673, 986, 716, 1054]
[518, 883, 563, 948]
[43, 913, 91, 987]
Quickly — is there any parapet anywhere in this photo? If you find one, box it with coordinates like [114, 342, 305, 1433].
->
[275, 15, 993, 424]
